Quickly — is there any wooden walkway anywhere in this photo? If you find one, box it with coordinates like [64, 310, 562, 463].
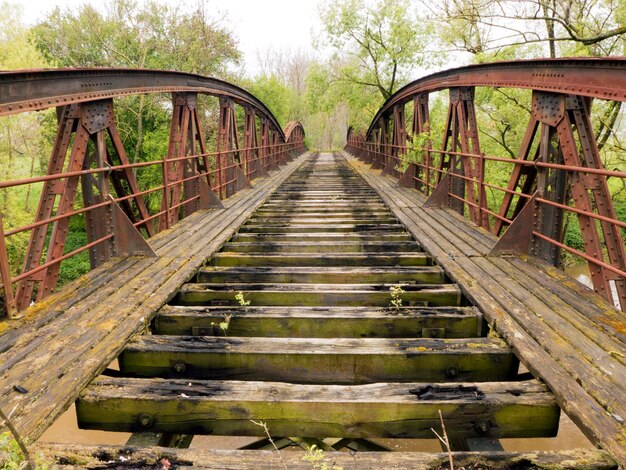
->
[1, 151, 624, 469]
[0, 152, 308, 444]
[344, 152, 626, 465]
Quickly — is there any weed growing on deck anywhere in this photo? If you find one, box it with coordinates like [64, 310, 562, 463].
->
[302, 445, 343, 470]
[389, 284, 405, 310]
[211, 314, 232, 336]
[235, 291, 251, 306]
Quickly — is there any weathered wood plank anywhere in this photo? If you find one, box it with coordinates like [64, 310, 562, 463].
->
[155, 305, 480, 338]
[221, 241, 422, 254]
[237, 223, 405, 233]
[212, 253, 432, 267]
[118, 336, 517, 383]
[76, 378, 558, 439]
[231, 232, 413, 242]
[0, 153, 310, 443]
[195, 266, 444, 284]
[520, 256, 626, 344]
[38, 444, 619, 470]
[245, 217, 399, 225]
[175, 282, 461, 307]
[344, 151, 626, 467]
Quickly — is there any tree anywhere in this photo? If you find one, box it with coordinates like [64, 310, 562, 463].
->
[428, 0, 626, 57]
[319, 0, 438, 101]
[31, 0, 241, 161]
[0, 2, 53, 276]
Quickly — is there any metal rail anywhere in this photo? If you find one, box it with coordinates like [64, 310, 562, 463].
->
[348, 57, 626, 312]
[0, 69, 307, 317]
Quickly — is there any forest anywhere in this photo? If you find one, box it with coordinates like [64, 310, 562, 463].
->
[1, 0, 626, 289]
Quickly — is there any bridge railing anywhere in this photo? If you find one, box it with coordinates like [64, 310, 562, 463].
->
[346, 58, 626, 312]
[0, 69, 306, 318]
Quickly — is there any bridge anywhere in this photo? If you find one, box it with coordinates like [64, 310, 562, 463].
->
[0, 59, 625, 469]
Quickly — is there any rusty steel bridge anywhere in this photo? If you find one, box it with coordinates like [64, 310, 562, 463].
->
[0, 59, 625, 469]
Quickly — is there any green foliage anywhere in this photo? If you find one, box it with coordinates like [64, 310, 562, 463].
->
[211, 314, 232, 336]
[302, 445, 343, 470]
[235, 291, 251, 306]
[433, 0, 626, 58]
[389, 284, 405, 310]
[244, 75, 294, 128]
[57, 217, 91, 287]
[0, 431, 50, 469]
[395, 131, 431, 173]
[319, 0, 439, 100]
[30, 0, 240, 73]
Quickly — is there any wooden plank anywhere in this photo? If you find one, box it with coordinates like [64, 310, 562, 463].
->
[251, 211, 394, 219]
[175, 282, 461, 307]
[118, 335, 517, 383]
[155, 305, 480, 338]
[195, 266, 445, 284]
[221, 241, 422, 254]
[0, 153, 310, 444]
[76, 378, 558, 439]
[520, 256, 626, 344]
[237, 223, 405, 233]
[38, 444, 619, 470]
[245, 217, 399, 225]
[212, 253, 432, 267]
[0, 257, 139, 355]
[231, 232, 413, 242]
[344, 152, 626, 467]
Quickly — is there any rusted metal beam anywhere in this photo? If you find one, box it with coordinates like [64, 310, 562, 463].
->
[367, 57, 626, 138]
[0, 69, 285, 139]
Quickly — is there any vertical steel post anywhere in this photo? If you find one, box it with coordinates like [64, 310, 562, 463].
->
[0, 215, 16, 318]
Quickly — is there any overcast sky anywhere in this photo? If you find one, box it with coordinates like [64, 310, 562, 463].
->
[18, 0, 325, 75]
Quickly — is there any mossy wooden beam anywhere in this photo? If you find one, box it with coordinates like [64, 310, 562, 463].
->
[220, 241, 421, 254]
[212, 253, 431, 267]
[154, 305, 479, 338]
[118, 336, 516, 383]
[37, 444, 619, 470]
[174, 282, 461, 307]
[76, 378, 558, 439]
[195, 266, 444, 284]
[237, 223, 405, 233]
[231, 232, 413, 242]
[244, 217, 399, 225]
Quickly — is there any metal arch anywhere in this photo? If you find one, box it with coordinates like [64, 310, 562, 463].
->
[366, 57, 626, 139]
[284, 121, 306, 143]
[0, 68, 286, 140]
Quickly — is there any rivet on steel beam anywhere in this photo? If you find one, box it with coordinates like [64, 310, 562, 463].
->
[174, 362, 187, 374]
[474, 420, 490, 434]
[138, 413, 154, 428]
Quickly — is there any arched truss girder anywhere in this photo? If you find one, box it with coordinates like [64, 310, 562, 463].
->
[0, 68, 285, 139]
[366, 57, 626, 139]
[349, 57, 626, 313]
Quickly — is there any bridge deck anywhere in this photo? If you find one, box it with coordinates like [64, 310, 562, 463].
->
[0, 153, 308, 444]
[344, 152, 626, 464]
[0, 151, 624, 467]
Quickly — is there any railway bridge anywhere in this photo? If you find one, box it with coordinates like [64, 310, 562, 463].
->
[0, 59, 625, 469]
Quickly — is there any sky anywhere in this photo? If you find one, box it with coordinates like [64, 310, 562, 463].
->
[18, 0, 325, 76]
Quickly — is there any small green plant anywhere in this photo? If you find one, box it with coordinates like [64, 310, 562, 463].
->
[235, 291, 251, 306]
[0, 430, 50, 469]
[0, 432, 26, 470]
[389, 284, 405, 310]
[395, 131, 431, 173]
[211, 314, 232, 336]
[302, 445, 343, 470]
